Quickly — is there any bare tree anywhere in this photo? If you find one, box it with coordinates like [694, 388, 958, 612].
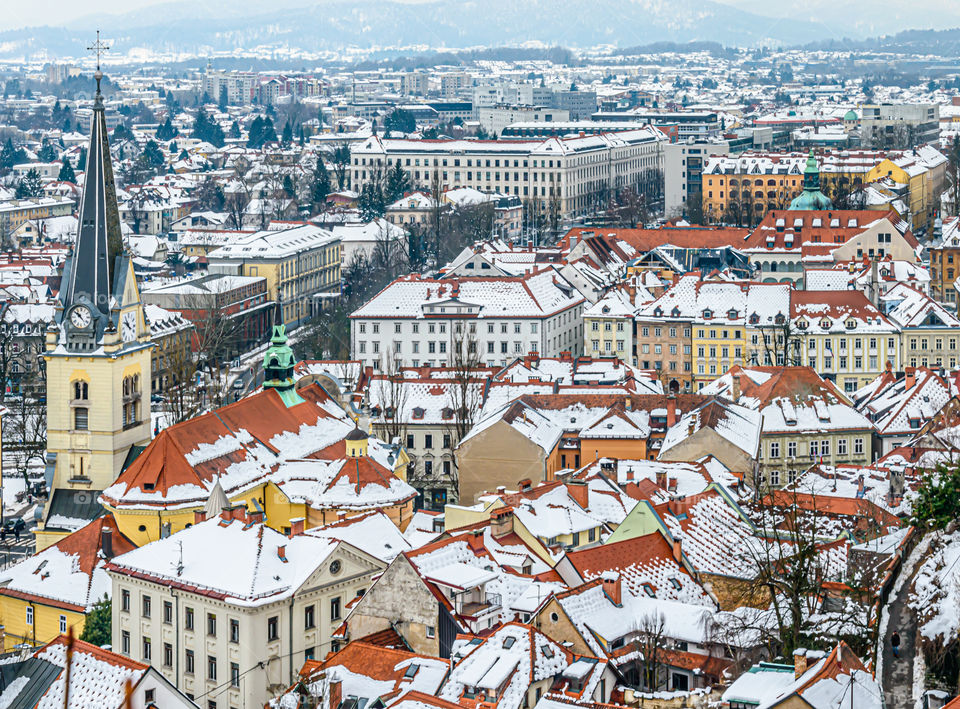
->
[5, 366, 46, 488]
[760, 315, 803, 367]
[635, 611, 668, 690]
[224, 156, 254, 230]
[330, 140, 351, 191]
[372, 354, 408, 444]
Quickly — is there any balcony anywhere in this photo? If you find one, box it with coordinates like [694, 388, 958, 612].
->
[459, 592, 502, 620]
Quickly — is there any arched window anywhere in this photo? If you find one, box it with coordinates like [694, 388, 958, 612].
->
[73, 381, 88, 401]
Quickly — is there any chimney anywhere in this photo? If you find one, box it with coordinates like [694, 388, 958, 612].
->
[666, 395, 677, 428]
[655, 470, 667, 489]
[490, 506, 514, 539]
[290, 517, 305, 537]
[248, 508, 264, 524]
[601, 571, 622, 606]
[905, 366, 916, 390]
[194, 509, 206, 525]
[794, 649, 809, 678]
[671, 534, 683, 564]
[330, 680, 342, 709]
[518, 478, 532, 491]
[625, 397, 632, 411]
[731, 372, 741, 400]
[232, 505, 246, 522]
[220, 506, 232, 523]
[567, 480, 589, 510]
[100, 527, 114, 560]
[277, 544, 287, 561]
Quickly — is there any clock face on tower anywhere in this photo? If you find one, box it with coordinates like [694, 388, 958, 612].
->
[69, 306, 92, 330]
[121, 311, 137, 342]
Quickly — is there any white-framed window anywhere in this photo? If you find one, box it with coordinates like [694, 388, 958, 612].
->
[59, 615, 67, 633]
[26, 606, 33, 625]
[769, 441, 780, 459]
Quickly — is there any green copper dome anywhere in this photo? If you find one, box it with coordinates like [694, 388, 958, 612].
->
[844, 109, 858, 121]
[789, 150, 833, 210]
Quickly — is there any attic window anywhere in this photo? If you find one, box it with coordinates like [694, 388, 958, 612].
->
[797, 320, 807, 330]
[642, 583, 656, 598]
[845, 319, 857, 330]
[541, 644, 554, 659]
[774, 314, 785, 325]
[819, 319, 831, 329]
[654, 307, 663, 317]
[727, 309, 738, 319]
[749, 313, 759, 325]
[503, 637, 516, 649]
[143, 482, 155, 491]
[702, 309, 713, 319]
[669, 577, 682, 590]
[404, 664, 420, 679]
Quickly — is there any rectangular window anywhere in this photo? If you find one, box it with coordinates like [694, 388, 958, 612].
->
[267, 616, 279, 641]
[331, 597, 342, 621]
[142, 637, 151, 662]
[208, 655, 217, 681]
[231, 662, 240, 688]
[230, 618, 240, 643]
[163, 601, 172, 624]
[854, 438, 864, 455]
[185, 607, 194, 630]
[121, 631, 130, 655]
[59, 615, 67, 634]
[25, 606, 33, 625]
[121, 590, 130, 613]
[769, 441, 780, 458]
[142, 595, 152, 618]
[305, 605, 316, 629]
[207, 612, 216, 637]
[838, 438, 848, 456]
[787, 441, 797, 457]
[185, 649, 195, 675]
[164, 642, 173, 668]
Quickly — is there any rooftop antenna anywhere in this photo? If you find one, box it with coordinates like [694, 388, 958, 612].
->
[176, 540, 184, 576]
[87, 29, 110, 98]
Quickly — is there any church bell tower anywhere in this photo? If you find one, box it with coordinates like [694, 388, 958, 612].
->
[37, 40, 154, 550]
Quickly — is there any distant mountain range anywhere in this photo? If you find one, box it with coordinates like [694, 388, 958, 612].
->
[0, 0, 836, 60]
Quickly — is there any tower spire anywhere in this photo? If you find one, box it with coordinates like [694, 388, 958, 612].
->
[61, 32, 123, 320]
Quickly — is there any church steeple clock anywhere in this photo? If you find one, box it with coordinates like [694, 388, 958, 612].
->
[36, 37, 155, 550]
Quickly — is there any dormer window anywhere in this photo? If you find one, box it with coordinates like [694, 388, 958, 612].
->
[671, 307, 680, 317]
[845, 319, 857, 330]
[727, 309, 738, 319]
[797, 319, 807, 330]
[820, 319, 831, 329]
[774, 313, 785, 325]
[702, 309, 713, 319]
[654, 307, 663, 317]
[749, 313, 760, 325]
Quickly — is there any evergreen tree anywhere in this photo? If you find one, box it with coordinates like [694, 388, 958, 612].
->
[282, 173, 295, 198]
[80, 596, 111, 647]
[281, 119, 293, 146]
[57, 158, 76, 183]
[358, 182, 385, 221]
[298, 125, 305, 146]
[384, 108, 416, 134]
[156, 116, 178, 141]
[169, 141, 178, 154]
[142, 140, 164, 168]
[385, 162, 411, 203]
[229, 121, 241, 139]
[311, 158, 331, 207]
[218, 85, 228, 112]
[77, 147, 87, 171]
[38, 143, 59, 162]
[15, 168, 44, 198]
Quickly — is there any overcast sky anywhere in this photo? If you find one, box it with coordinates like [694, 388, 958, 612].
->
[1, 0, 953, 33]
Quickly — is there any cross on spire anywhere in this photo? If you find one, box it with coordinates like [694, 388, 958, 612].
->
[87, 30, 109, 96]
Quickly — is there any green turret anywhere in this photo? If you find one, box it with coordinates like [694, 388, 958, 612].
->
[262, 314, 305, 407]
[789, 150, 833, 210]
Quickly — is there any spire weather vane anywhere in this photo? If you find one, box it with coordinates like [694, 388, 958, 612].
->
[87, 30, 109, 95]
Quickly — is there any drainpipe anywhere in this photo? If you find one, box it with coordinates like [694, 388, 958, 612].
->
[288, 597, 295, 688]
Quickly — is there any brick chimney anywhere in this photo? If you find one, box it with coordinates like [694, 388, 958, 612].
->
[671, 534, 683, 564]
[194, 509, 206, 525]
[277, 544, 287, 561]
[601, 571, 622, 606]
[518, 478, 532, 492]
[731, 372, 741, 400]
[248, 509, 264, 524]
[905, 366, 916, 390]
[655, 469, 667, 489]
[490, 506, 514, 539]
[794, 649, 809, 678]
[220, 507, 232, 522]
[567, 480, 590, 510]
[100, 527, 113, 560]
[666, 395, 677, 427]
[289, 517, 305, 537]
